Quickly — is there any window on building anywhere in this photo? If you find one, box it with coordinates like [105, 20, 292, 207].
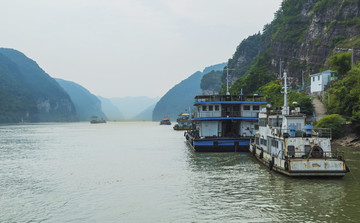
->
[305, 145, 311, 157]
[209, 105, 213, 111]
[215, 105, 219, 111]
[202, 106, 207, 111]
[313, 77, 315, 81]
[244, 105, 250, 110]
[253, 105, 260, 110]
[318, 76, 320, 80]
[287, 145, 295, 157]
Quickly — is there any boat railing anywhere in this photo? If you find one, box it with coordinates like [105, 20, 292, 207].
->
[271, 127, 332, 138]
[286, 151, 344, 160]
[196, 111, 259, 118]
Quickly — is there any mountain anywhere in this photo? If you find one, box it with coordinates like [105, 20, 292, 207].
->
[152, 63, 227, 121]
[0, 48, 77, 122]
[228, 0, 360, 94]
[109, 96, 160, 120]
[133, 103, 156, 121]
[98, 96, 124, 121]
[55, 78, 107, 121]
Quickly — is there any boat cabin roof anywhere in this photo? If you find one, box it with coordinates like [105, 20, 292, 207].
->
[194, 94, 266, 103]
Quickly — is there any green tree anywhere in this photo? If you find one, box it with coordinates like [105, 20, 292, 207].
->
[329, 52, 352, 76]
[315, 114, 346, 139]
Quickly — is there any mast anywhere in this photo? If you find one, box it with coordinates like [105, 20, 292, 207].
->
[282, 72, 289, 115]
[225, 67, 235, 95]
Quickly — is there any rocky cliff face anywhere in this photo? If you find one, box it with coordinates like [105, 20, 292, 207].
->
[263, 0, 360, 85]
[226, 0, 360, 92]
[0, 48, 77, 122]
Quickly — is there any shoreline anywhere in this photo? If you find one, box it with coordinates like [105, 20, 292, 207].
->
[332, 133, 360, 148]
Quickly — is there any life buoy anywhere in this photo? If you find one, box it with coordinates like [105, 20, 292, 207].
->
[311, 145, 323, 158]
[269, 160, 274, 170]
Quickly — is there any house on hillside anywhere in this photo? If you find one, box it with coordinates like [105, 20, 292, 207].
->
[310, 70, 338, 95]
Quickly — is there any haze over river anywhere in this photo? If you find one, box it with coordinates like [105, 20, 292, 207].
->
[1, 122, 359, 222]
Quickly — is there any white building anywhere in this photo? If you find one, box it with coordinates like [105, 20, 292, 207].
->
[310, 70, 337, 94]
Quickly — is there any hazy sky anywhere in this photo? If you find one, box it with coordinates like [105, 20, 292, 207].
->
[1, 0, 282, 98]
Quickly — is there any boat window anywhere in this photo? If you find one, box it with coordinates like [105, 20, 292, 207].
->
[287, 145, 295, 157]
[233, 105, 240, 111]
[255, 124, 259, 130]
[209, 105, 213, 111]
[259, 118, 266, 127]
[215, 105, 219, 111]
[253, 105, 260, 110]
[202, 106, 207, 111]
[305, 145, 311, 156]
[244, 105, 250, 110]
[271, 139, 278, 148]
[255, 137, 260, 145]
[263, 140, 267, 146]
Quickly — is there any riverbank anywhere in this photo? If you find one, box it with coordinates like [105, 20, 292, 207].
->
[332, 133, 360, 147]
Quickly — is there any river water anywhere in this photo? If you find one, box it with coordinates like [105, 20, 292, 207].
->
[0, 122, 359, 222]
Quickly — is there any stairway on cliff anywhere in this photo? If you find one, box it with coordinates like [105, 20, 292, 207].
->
[312, 97, 327, 121]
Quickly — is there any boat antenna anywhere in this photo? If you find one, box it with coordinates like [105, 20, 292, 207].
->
[282, 72, 289, 115]
[225, 67, 235, 95]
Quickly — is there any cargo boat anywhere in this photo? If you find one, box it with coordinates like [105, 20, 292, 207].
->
[185, 94, 267, 152]
[173, 113, 193, 130]
[249, 72, 349, 177]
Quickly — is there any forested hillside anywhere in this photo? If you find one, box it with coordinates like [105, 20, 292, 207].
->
[0, 48, 77, 122]
[152, 63, 226, 121]
[56, 79, 107, 121]
[227, 0, 360, 95]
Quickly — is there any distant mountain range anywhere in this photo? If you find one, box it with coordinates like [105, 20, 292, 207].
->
[108, 96, 160, 121]
[152, 63, 227, 121]
[55, 78, 107, 121]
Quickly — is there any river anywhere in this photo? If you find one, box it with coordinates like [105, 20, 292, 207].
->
[0, 122, 359, 222]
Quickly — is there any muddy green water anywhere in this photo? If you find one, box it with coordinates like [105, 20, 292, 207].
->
[0, 122, 359, 222]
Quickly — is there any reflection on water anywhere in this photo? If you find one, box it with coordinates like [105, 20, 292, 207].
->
[0, 122, 359, 222]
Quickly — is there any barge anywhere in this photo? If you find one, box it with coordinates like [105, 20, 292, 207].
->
[249, 72, 349, 177]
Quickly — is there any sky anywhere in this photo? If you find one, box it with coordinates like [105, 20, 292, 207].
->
[0, 0, 282, 98]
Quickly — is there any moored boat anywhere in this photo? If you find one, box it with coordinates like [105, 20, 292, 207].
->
[185, 94, 267, 152]
[249, 72, 349, 177]
[173, 113, 193, 130]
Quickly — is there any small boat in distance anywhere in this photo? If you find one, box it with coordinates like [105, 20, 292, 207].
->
[173, 113, 193, 130]
[249, 72, 349, 177]
[160, 117, 171, 125]
[90, 116, 106, 124]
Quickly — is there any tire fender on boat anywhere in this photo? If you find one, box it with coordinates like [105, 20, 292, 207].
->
[284, 161, 289, 171]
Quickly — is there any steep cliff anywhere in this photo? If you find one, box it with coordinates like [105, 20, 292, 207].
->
[56, 78, 107, 121]
[229, 0, 360, 93]
[0, 48, 77, 122]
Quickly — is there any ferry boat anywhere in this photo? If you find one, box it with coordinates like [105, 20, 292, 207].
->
[173, 113, 193, 130]
[160, 117, 171, 125]
[184, 94, 267, 152]
[249, 72, 349, 177]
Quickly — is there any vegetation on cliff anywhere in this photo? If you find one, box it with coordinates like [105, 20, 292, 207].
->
[315, 114, 346, 139]
[0, 48, 77, 122]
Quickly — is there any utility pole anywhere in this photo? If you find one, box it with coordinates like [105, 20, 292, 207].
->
[225, 67, 235, 95]
[352, 47, 354, 69]
[302, 70, 306, 89]
[279, 58, 282, 78]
